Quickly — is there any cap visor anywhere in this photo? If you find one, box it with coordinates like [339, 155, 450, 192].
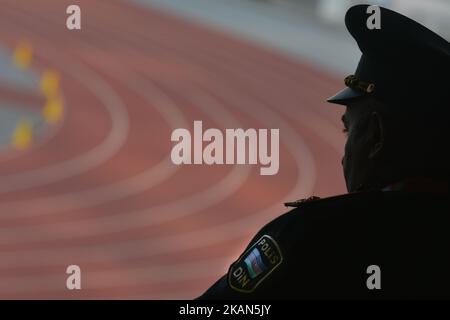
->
[326, 87, 365, 105]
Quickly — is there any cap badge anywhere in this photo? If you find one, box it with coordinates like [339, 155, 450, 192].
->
[345, 75, 375, 93]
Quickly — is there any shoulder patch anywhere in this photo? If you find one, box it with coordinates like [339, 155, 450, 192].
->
[228, 235, 283, 293]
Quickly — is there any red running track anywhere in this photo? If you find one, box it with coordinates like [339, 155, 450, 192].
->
[0, 0, 346, 299]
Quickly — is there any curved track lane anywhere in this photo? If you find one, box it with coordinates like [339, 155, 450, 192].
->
[0, 0, 346, 299]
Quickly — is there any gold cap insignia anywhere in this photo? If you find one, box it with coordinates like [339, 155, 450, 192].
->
[344, 75, 375, 93]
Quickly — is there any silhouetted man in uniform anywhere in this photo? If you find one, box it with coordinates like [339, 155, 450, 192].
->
[198, 5, 449, 299]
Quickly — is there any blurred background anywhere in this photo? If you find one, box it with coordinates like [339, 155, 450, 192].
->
[0, 0, 448, 299]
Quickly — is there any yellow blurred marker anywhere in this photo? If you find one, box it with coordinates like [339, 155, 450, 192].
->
[43, 95, 64, 124]
[40, 70, 60, 98]
[12, 42, 33, 70]
[12, 119, 33, 150]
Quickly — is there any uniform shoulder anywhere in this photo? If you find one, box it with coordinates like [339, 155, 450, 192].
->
[248, 191, 381, 244]
[279, 191, 381, 221]
[284, 191, 381, 210]
[206, 191, 381, 298]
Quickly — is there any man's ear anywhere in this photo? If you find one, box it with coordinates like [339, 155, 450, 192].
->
[367, 111, 384, 159]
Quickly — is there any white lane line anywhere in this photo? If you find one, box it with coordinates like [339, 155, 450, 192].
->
[0, 6, 316, 255]
[0, 80, 315, 294]
[0, 36, 185, 215]
[0, 76, 316, 264]
[113, 26, 344, 156]
[0, 0, 340, 220]
[104, 0, 345, 130]
[0, 76, 252, 242]
[0, 37, 317, 303]
[157, 35, 345, 154]
[0, 1, 334, 296]
[0, 48, 249, 220]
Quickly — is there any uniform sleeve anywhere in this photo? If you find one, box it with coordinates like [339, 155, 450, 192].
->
[196, 209, 298, 300]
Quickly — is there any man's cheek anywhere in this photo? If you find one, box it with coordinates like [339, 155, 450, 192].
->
[342, 143, 352, 188]
[343, 138, 352, 167]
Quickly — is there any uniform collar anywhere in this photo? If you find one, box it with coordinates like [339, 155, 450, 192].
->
[381, 177, 448, 194]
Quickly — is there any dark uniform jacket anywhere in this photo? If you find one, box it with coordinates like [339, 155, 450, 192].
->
[198, 5, 450, 300]
[198, 187, 449, 299]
